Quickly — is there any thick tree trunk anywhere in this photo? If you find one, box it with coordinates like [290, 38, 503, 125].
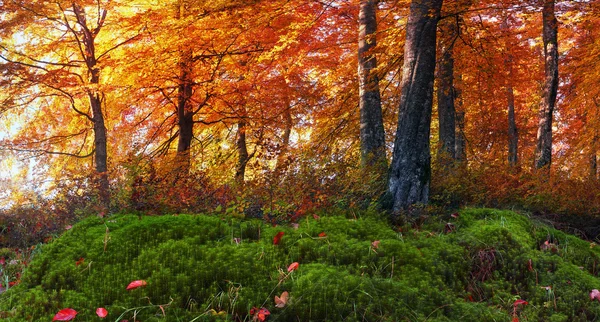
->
[436, 18, 457, 161]
[235, 120, 250, 185]
[534, 0, 558, 170]
[358, 0, 386, 169]
[388, 0, 443, 213]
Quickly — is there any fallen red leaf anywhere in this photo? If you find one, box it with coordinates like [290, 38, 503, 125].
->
[0, 257, 4, 266]
[513, 299, 528, 306]
[273, 232, 285, 245]
[591, 289, 600, 301]
[512, 317, 519, 322]
[126, 280, 147, 290]
[313, 214, 320, 220]
[274, 291, 289, 308]
[257, 307, 270, 321]
[318, 232, 327, 238]
[53, 308, 78, 321]
[96, 307, 108, 318]
[287, 262, 299, 272]
[75, 257, 84, 266]
[450, 213, 459, 218]
[371, 240, 380, 249]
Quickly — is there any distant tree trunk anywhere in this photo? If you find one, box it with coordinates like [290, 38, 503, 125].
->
[175, 2, 194, 174]
[275, 75, 293, 174]
[502, 17, 519, 167]
[73, 4, 110, 211]
[388, 0, 443, 214]
[534, 0, 558, 170]
[275, 104, 292, 173]
[176, 50, 194, 173]
[507, 84, 518, 166]
[436, 18, 458, 161]
[455, 73, 467, 162]
[358, 0, 387, 171]
[591, 131, 598, 180]
[235, 120, 250, 186]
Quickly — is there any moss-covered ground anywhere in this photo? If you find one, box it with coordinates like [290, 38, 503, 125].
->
[1, 208, 600, 321]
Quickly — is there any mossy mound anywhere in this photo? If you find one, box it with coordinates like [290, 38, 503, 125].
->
[1, 208, 600, 321]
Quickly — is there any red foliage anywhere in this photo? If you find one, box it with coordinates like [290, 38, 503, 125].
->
[126, 280, 147, 290]
[273, 232, 284, 245]
[53, 308, 77, 321]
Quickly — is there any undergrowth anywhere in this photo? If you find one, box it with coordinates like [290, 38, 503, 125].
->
[1, 208, 600, 321]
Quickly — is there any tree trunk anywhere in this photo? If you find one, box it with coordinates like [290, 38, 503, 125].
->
[388, 0, 443, 214]
[534, 0, 558, 170]
[358, 0, 386, 169]
[501, 16, 519, 168]
[175, 2, 194, 174]
[235, 120, 250, 185]
[275, 104, 292, 174]
[176, 50, 194, 173]
[454, 73, 467, 163]
[507, 84, 518, 166]
[73, 4, 110, 211]
[436, 18, 457, 161]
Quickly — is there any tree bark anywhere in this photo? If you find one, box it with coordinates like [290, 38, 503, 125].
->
[358, 0, 386, 169]
[388, 0, 443, 213]
[454, 73, 467, 162]
[175, 2, 194, 174]
[235, 120, 250, 185]
[534, 0, 558, 170]
[507, 84, 518, 167]
[436, 18, 458, 161]
[176, 49, 194, 173]
[73, 4, 110, 211]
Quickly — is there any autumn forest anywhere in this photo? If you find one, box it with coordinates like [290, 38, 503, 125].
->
[1, 0, 600, 235]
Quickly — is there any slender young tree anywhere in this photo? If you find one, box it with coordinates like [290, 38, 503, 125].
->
[436, 17, 458, 161]
[358, 0, 386, 171]
[534, 0, 559, 170]
[388, 0, 443, 214]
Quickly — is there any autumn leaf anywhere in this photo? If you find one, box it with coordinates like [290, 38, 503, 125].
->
[450, 213, 459, 218]
[318, 232, 327, 238]
[274, 291, 289, 308]
[371, 240, 380, 249]
[273, 231, 284, 245]
[0, 257, 5, 266]
[96, 307, 108, 318]
[53, 308, 78, 321]
[512, 317, 519, 322]
[590, 289, 600, 301]
[257, 307, 270, 321]
[312, 214, 320, 220]
[75, 257, 84, 266]
[287, 262, 299, 272]
[513, 299, 528, 306]
[126, 280, 147, 290]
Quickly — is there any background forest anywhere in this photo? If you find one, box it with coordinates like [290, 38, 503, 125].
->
[1, 0, 600, 246]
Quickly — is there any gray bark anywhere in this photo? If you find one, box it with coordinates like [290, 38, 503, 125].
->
[358, 0, 386, 168]
[436, 18, 458, 160]
[388, 0, 443, 213]
[455, 74, 466, 162]
[534, 0, 558, 170]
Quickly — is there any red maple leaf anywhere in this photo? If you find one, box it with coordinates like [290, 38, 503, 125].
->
[318, 232, 327, 238]
[287, 262, 299, 272]
[96, 307, 108, 318]
[126, 280, 147, 290]
[53, 308, 77, 321]
[273, 232, 284, 245]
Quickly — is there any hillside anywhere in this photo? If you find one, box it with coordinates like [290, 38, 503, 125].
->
[1, 208, 600, 321]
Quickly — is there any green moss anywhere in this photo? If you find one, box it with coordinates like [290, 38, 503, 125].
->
[1, 209, 600, 321]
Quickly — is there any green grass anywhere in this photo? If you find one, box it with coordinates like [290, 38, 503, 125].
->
[2, 208, 600, 321]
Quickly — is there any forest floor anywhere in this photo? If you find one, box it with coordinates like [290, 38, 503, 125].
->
[1, 208, 600, 321]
